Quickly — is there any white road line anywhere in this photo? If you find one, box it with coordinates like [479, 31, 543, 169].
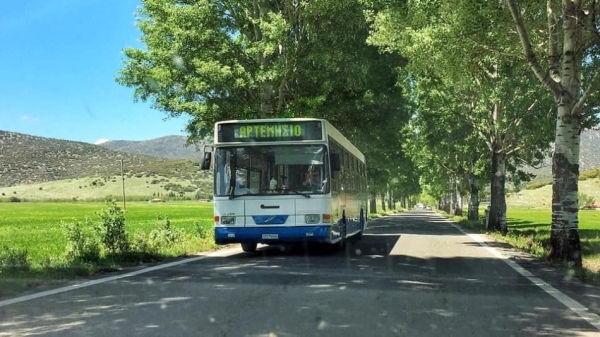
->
[440, 215, 600, 331]
[0, 247, 242, 308]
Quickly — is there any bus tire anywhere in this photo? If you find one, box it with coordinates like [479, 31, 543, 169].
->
[241, 243, 257, 252]
[354, 209, 365, 241]
[336, 214, 347, 250]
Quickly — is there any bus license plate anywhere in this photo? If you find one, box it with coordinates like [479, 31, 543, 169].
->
[262, 234, 278, 239]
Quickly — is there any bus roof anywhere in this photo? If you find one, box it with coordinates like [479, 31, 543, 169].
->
[215, 118, 365, 162]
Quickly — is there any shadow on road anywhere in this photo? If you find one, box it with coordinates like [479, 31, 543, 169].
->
[1, 212, 598, 336]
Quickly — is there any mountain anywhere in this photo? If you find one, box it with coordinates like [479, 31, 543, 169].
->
[98, 135, 207, 159]
[522, 129, 600, 182]
[0, 131, 201, 187]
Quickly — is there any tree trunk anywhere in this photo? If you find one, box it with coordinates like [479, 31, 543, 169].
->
[387, 187, 393, 211]
[381, 192, 386, 212]
[547, 1, 583, 266]
[369, 189, 377, 214]
[455, 194, 463, 216]
[549, 106, 582, 266]
[487, 151, 507, 233]
[468, 174, 480, 221]
[442, 194, 451, 213]
[453, 180, 462, 216]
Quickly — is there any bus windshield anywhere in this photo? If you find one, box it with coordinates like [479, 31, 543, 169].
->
[214, 145, 330, 196]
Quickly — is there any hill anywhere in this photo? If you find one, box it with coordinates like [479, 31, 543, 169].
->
[98, 135, 207, 159]
[0, 174, 213, 202]
[522, 129, 600, 182]
[0, 131, 204, 187]
[508, 177, 600, 208]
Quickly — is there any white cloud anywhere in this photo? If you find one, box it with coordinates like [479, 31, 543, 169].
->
[20, 115, 39, 122]
[94, 139, 109, 145]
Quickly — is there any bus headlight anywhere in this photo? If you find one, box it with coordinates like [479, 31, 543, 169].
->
[305, 214, 320, 224]
[221, 216, 236, 225]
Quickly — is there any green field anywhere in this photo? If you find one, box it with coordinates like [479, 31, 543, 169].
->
[504, 208, 600, 269]
[451, 206, 600, 283]
[0, 201, 215, 267]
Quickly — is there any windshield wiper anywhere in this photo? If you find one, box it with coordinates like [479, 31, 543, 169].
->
[287, 190, 310, 198]
[229, 192, 253, 200]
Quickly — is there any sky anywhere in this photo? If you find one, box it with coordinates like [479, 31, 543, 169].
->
[0, 0, 190, 144]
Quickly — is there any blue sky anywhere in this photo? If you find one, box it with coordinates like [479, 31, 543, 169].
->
[0, 0, 189, 144]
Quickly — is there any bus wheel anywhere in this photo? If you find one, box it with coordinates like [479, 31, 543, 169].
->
[241, 243, 257, 252]
[336, 217, 347, 250]
[353, 210, 365, 241]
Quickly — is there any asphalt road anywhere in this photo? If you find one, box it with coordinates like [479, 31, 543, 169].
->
[2, 211, 600, 336]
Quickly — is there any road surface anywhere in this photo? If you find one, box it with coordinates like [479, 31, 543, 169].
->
[2, 211, 600, 336]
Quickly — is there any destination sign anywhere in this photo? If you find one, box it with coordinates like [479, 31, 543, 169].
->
[218, 121, 323, 143]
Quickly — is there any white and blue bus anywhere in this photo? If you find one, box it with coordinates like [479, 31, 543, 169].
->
[201, 118, 368, 252]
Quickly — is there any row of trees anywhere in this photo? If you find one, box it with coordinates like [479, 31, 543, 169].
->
[368, 0, 600, 266]
[116, 0, 418, 213]
[117, 0, 600, 266]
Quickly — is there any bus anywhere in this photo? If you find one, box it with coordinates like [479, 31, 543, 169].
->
[201, 118, 368, 252]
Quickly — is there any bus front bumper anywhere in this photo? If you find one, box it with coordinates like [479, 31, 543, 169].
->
[215, 226, 332, 245]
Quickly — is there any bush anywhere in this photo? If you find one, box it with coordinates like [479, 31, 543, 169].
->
[9, 196, 21, 202]
[195, 191, 210, 200]
[0, 246, 31, 272]
[523, 180, 552, 190]
[580, 168, 600, 181]
[131, 232, 158, 255]
[94, 200, 129, 254]
[91, 179, 105, 187]
[196, 221, 213, 241]
[148, 215, 184, 249]
[40, 256, 54, 270]
[164, 183, 184, 192]
[579, 192, 596, 209]
[64, 218, 101, 262]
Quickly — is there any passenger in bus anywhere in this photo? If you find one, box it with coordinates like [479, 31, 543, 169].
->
[303, 171, 321, 191]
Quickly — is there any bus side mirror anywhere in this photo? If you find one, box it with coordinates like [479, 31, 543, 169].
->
[201, 152, 212, 170]
[331, 153, 341, 172]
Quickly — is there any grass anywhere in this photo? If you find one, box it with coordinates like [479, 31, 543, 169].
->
[369, 205, 405, 218]
[0, 201, 215, 263]
[445, 207, 600, 285]
[0, 201, 217, 297]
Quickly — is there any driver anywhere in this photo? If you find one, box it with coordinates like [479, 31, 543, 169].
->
[303, 170, 320, 189]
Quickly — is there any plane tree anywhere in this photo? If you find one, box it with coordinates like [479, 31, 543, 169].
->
[367, 1, 555, 232]
[504, 0, 600, 265]
[117, 0, 408, 141]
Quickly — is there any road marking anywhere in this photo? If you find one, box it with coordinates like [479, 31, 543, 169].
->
[0, 247, 242, 308]
[440, 215, 600, 331]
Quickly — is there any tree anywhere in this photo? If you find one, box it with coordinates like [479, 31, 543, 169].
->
[117, 0, 406, 141]
[402, 91, 488, 219]
[505, 0, 600, 265]
[367, 0, 555, 232]
[118, 0, 414, 218]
